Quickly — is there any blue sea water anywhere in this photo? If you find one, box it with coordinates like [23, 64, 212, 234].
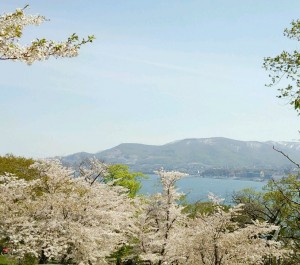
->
[139, 175, 266, 203]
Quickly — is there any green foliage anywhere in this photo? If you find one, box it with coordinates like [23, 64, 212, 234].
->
[78, 159, 145, 197]
[183, 201, 230, 218]
[0, 250, 54, 265]
[233, 175, 300, 262]
[107, 164, 145, 198]
[108, 244, 139, 264]
[19, 254, 38, 265]
[0, 154, 37, 180]
[0, 254, 38, 265]
[264, 175, 300, 243]
[183, 201, 215, 218]
[232, 188, 279, 224]
[0, 256, 12, 265]
[263, 19, 300, 113]
[0, 255, 18, 265]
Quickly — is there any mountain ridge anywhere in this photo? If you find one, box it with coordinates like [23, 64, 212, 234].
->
[60, 137, 300, 174]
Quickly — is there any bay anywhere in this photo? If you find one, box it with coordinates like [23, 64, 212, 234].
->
[139, 174, 267, 203]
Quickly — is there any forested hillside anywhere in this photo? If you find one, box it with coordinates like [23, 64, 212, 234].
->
[61, 137, 300, 173]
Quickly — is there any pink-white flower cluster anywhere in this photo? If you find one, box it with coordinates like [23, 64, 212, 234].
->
[0, 160, 135, 265]
[0, 161, 289, 264]
[135, 171, 288, 265]
[0, 7, 94, 64]
[182, 204, 287, 265]
[136, 170, 188, 264]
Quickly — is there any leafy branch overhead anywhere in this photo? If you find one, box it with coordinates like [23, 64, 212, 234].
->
[264, 19, 300, 113]
[0, 6, 95, 64]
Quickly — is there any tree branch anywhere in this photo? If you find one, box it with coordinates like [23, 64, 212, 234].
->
[273, 145, 300, 168]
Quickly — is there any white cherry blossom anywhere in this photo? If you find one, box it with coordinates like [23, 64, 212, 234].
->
[0, 6, 94, 64]
[0, 160, 135, 265]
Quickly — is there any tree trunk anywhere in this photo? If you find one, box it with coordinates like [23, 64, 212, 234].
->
[39, 249, 48, 264]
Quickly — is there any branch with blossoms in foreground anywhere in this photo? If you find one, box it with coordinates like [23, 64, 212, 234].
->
[0, 6, 95, 64]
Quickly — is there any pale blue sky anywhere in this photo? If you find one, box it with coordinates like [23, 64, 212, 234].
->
[1, 1, 300, 157]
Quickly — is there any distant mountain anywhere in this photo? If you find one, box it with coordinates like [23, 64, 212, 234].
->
[60, 137, 300, 174]
[59, 152, 93, 167]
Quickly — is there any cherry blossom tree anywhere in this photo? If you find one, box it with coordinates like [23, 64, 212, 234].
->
[0, 160, 135, 265]
[0, 6, 94, 64]
[135, 170, 188, 264]
[135, 172, 288, 265]
[79, 157, 110, 185]
[183, 203, 287, 265]
[0, 161, 289, 264]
